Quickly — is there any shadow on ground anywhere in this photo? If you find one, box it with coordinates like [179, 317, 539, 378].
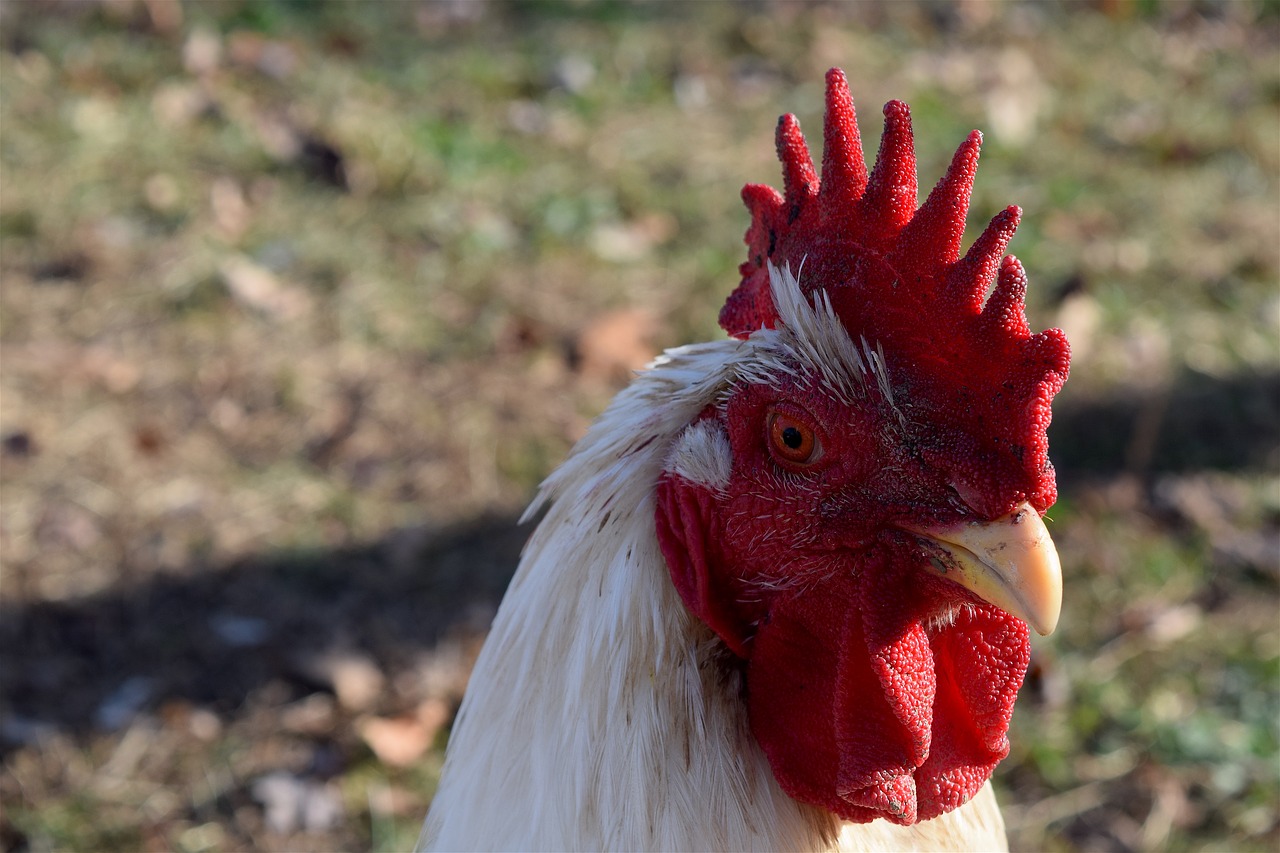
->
[1050, 367, 1280, 480]
[0, 513, 530, 751]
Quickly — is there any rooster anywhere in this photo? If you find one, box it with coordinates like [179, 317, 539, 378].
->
[419, 69, 1070, 852]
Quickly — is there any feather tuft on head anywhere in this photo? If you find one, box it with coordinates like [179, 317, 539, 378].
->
[721, 68, 1070, 513]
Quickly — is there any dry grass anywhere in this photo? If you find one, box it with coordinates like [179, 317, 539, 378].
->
[1, 2, 1277, 851]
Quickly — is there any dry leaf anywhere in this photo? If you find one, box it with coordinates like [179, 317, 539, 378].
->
[359, 713, 431, 768]
[574, 309, 658, 383]
[219, 255, 311, 321]
[322, 652, 385, 713]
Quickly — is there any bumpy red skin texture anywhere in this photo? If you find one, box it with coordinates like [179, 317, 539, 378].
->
[747, 549, 1030, 825]
[724, 69, 1070, 516]
[655, 379, 1034, 825]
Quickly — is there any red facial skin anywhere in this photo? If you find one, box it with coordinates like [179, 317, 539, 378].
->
[656, 67, 1069, 825]
[655, 379, 1031, 825]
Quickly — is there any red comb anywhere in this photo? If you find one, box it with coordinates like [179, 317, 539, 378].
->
[723, 68, 1071, 512]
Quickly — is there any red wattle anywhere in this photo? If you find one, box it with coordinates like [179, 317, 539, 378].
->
[743, 543, 1030, 825]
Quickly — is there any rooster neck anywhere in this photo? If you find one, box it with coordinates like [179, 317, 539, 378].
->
[420, 339, 1009, 852]
[418, 340, 826, 850]
[422, 340, 834, 851]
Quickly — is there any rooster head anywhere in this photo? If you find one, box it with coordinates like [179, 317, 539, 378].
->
[655, 69, 1070, 826]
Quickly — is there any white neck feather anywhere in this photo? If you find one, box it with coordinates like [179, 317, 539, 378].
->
[420, 332, 1009, 852]
[420, 338, 835, 851]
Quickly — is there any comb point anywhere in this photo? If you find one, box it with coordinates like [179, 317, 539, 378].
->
[950, 205, 1021, 310]
[982, 255, 1031, 340]
[860, 100, 918, 244]
[896, 129, 983, 273]
[776, 113, 818, 213]
[819, 67, 867, 214]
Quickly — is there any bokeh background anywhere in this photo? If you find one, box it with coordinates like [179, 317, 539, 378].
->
[1, 1, 1277, 851]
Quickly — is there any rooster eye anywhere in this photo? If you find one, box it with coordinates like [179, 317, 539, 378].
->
[767, 409, 822, 467]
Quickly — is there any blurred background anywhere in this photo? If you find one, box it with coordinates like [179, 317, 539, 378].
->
[0, 1, 1277, 850]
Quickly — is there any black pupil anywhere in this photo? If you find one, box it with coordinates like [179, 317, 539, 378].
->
[781, 426, 804, 450]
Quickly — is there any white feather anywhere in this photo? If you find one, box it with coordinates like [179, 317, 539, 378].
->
[667, 418, 732, 490]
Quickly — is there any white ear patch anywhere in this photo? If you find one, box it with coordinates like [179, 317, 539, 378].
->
[666, 419, 732, 490]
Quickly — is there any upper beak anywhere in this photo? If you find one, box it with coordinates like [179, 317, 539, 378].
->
[901, 501, 1062, 636]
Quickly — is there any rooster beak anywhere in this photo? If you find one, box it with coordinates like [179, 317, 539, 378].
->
[903, 502, 1062, 636]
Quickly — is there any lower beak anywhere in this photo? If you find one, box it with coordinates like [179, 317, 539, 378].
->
[901, 502, 1062, 636]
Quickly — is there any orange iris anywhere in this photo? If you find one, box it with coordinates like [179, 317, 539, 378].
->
[767, 409, 821, 467]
